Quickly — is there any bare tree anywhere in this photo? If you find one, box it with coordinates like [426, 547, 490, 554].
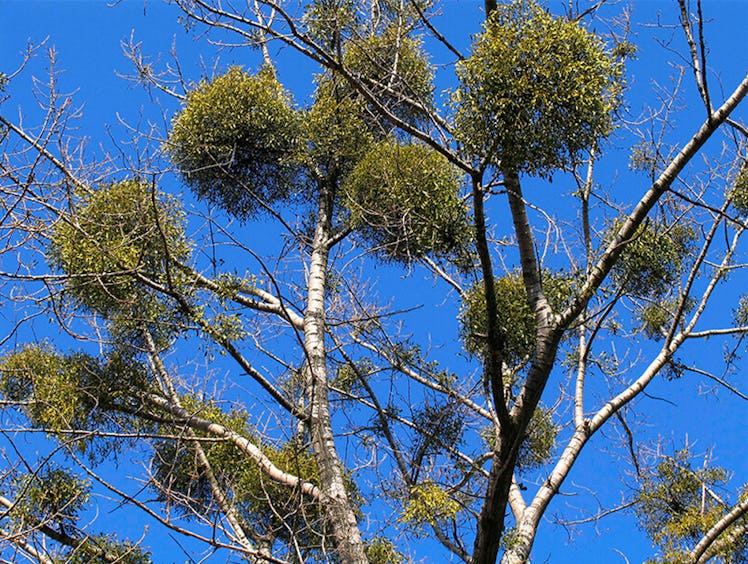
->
[1, 1, 746, 563]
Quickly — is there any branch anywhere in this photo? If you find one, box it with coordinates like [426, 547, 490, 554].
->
[67, 451, 290, 564]
[128, 270, 303, 418]
[471, 174, 511, 429]
[691, 495, 748, 563]
[0, 114, 89, 194]
[143, 331, 270, 559]
[562, 73, 748, 328]
[0, 525, 55, 564]
[183, 264, 304, 329]
[175, 0, 473, 174]
[676, 0, 712, 114]
[0, 494, 128, 563]
[145, 394, 322, 501]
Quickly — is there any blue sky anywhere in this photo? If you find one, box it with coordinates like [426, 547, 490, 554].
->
[1, 1, 748, 563]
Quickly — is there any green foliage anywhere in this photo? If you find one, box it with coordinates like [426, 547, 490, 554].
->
[460, 271, 573, 365]
[410, 401, 464, 476]
[204, 313, 248, 345]
[8, 467, 151, 563]
[629, 141, 662, 177]
[454, 0, 621, 174]
[304, 0, 359, 45]
[481, 404, 558, 471]
[49, 179, 190, 345]
[727, 162, 748, 215]
[365, 536, 404, 564]
[332, 358, 375, 394]
[640, 302, 673, 340]
[343, 26, 434, 131]
[152, 397, 326, 551]
[734, 294, 748, 325]
[344, 139, 471, 263]
[638, 297, 694, 340]
[499, 527, 521, 551]
[611, 221, 696, 298]
[66, 535, 152, 564]
[517, 405, 558, 471]
[11, 467, 89, 526]
[0, 344, 152, 449]
[305, 77, 374, 176]
[168, 66, 302, 218]
[636, 449, 748, 563]
[401, 480, 460, 529]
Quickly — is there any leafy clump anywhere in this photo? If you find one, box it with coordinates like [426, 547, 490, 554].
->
[401, 480, 460, 529]
[169, 66, 302, 218]
[638, 297, 694, 340]
[734, 294, 748, 325]
[0, 344, 152, 449]
[67, 535, 152, 564]
[49, 179, 190, 344]
[611, 221, 696, 299]
[344, 139, 471, 263]
[305, 78, 374, 177]
[727, 162, 748, 215]
[481, 404, 558, 472]
[460, 272, 573, 366]
[411, 401, 465, 472]
[11, 467, 90, 527]
[8, 467, 152, 563]
[636, 449, 748, 563]
[152, 397, 327, 553]
[304, 0, 359, 45]
[454, 0, 621, 174]
[343, 26, 435, 131]
[365, 537, 404, 564]
[517, 405, 558, 471]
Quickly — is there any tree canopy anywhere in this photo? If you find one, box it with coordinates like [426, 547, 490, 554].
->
[0, 1, 747, 563]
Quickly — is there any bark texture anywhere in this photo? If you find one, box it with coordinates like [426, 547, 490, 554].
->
[304, 180, 369, 563]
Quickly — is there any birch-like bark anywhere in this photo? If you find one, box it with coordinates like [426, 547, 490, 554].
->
[471, 171, 516, 564]
[143, 331, 271, 560]
[502, 222, 746, 563]
[146, 394, 321, 499]
[303, 179, 368, 563]
[691, 496, 748, 563]
[575, 155, 595, 428]
[0, 494, 112, 563]
[473, 170, 559, 564]
[561, 73, 748, 328]
[493, 77, 747, 562]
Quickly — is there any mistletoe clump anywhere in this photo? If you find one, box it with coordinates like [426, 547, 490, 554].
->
[50, 180, 190, 341]
[728, 161, 748, 215]
[343, 26, 435, 131]
[460, 272, 573, 366]
[454, 0, 621, 174]
[611, 221, 696, 298]
[169, 66, 302, 218]
[344, 139, 471, 263]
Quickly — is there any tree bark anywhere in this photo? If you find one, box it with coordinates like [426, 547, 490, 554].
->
[303, 179, 369, 563]
[472, 170, 561, 564]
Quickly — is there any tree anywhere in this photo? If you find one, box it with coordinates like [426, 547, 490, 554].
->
[0, 0, 746, 562]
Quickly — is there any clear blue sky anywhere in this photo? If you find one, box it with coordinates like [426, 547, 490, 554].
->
[1, 1, 747, 563]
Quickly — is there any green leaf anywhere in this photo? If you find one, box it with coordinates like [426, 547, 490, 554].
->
[49, 178, 190, 345]
[344, 139, 471, 263]
[168, 66, 302, 218]
[454, 0, 622, 174]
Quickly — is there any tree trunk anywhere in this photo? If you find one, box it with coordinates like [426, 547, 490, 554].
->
[472, 433, 520, 564]
[304, 179, 369, 563]
[472, 170, 563, 564]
